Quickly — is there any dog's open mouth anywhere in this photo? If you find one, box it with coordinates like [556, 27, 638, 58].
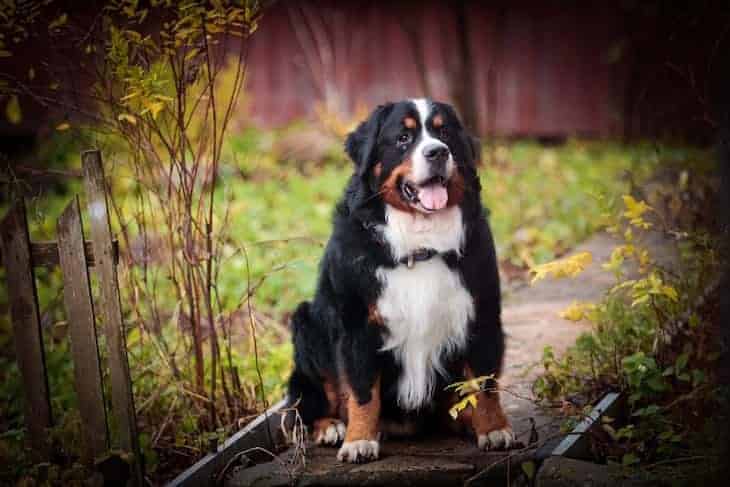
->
[400, 175, 448, 213]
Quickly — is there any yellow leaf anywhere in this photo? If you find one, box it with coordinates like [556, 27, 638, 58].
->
[5, 95, 22, 125]
[449, 405, 459, 420]
[622, 195, 651, 220]
[117, 113, 137, 125]
[448, 393, 480, 420]
[445, 374, 493, 396]
[610, 279, 636, 294]
[530, 252, 593, 284]
[624, 227, 633, 242]
[622, 195, 653, 228]
[49, 13, 68, 31]
[661, 285, 679, 302]
[56, 122, 70, 131]
[465, 393, 478, 408]
[141, 101, 165, 119]
[560, 301, 595, 322]
[120, 91, 141, 102]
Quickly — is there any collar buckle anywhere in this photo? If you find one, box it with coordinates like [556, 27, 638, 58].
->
[403, 248, 437, 268]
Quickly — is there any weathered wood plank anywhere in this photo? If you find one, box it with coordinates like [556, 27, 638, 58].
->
[0, 200, 53, 460]
[169, 399, 289, 487]
[57, 196, 109, 462]
[0, 239, 118, 268]
[550, 392, 623, 460]
[82, 150, 144, 486]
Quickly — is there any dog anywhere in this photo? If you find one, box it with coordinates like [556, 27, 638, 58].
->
[286, 99, 514, 463]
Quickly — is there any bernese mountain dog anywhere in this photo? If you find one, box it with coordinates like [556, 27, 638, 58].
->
[287, 98, 514, 463]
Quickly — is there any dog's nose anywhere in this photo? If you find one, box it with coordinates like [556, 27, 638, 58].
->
[423, 144, 449, 165]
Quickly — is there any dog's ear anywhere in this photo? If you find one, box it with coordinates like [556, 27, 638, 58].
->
[345, 103, 393, 176]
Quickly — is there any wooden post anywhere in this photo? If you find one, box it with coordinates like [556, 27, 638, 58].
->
[57, 197, 109, 462]
[83, 150, 144, 486]
[0, 200, 52, 460]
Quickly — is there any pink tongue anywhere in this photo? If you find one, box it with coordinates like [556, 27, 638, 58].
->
[417, 185, 448, 210]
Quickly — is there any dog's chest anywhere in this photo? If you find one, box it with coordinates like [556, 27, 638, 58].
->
[375, 206, 474, 410]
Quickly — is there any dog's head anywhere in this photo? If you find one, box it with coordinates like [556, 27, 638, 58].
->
[345, 99, 479, 214]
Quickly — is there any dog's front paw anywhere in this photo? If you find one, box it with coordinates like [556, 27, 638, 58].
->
[477, 427, 515, 451]
[337, 439, 380, 463]
[313, 418, 346, 446]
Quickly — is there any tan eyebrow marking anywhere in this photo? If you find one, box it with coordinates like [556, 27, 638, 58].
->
[432, 114, 444, 128]
[403, 116, 417, 129]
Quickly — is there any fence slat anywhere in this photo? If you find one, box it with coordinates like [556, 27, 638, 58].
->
[0, 200, 52, 460]
[0, 239, 118, 268]
[83, 150, 144, 486]
[57, 196, 109, 462]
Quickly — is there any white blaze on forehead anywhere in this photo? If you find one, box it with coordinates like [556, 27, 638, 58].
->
[409, 98, 453, 183]
[412, 98, 431, 126]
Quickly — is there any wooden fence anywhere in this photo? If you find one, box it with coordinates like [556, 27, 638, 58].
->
[0, 150, 143, 486]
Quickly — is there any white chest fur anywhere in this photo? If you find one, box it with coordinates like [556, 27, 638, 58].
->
[376, 206, 474, 410]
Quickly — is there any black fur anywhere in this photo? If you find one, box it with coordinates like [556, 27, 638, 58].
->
[287, 99, 504, 428]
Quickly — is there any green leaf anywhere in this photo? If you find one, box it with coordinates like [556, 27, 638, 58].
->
[658, 429, 674, 440]
[647, 376, 666, 392]
[632, 404, 660, 417]
[5, 95, 21, 124]
[688, 313, 700, 328]
[622, 452, 639, 466]
[521, 461, 536, 479]
[675, 352, 689, 372]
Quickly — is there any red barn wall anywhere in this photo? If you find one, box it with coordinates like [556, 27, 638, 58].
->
[244, 0, 626, 137]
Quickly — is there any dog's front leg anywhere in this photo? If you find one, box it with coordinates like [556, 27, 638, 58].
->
[337, 326, 382, 463]
[462, 314, 515, 450]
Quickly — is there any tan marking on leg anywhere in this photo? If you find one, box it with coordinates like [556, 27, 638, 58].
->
[471, 390, 510, 435]
[344, 376, 381, 442]
[463, 365, 509, 434]
[463, 366, 513, 449]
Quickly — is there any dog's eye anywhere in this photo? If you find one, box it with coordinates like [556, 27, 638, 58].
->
[397, 133, 413, 146]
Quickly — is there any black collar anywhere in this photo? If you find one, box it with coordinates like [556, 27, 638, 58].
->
[400, 248, 461, 268]
[361, 221, 461, 269]
[399, 248, 438, 268]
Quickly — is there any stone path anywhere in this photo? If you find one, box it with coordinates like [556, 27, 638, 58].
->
[226, 231, 676, 486]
